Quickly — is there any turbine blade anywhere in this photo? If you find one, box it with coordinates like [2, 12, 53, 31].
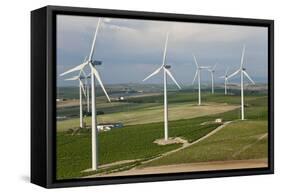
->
[240, 45, 246, 69]
[228, 69, 240, 79]
[65, 75, 79, 81]
[225, 66, 229, 76]
[192, 70, 198, 85]
[60, 62, 88, 76]
[90, 63, 111, 102]
[200, 66, 211, 69]
[88, 18, 102, 61]
[83, 56, 88, 62]
[161, 32, 169, 67]
[81, 69, 87, 78]
[165, 69, 181, 89]
[143, 66, 162, 81]
[192, 54, 199, 68]
[243, 70, 255, 84]
[212, 64, 217, 71]
[79, 79, 87, 97]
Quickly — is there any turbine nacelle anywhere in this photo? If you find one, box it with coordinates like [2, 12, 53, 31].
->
[164, 65, 171, 69]
[90, 60, 102, 66]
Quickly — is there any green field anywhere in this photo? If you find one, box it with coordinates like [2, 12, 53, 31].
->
[57, 91, 262, 131]
[57, 116, 223, 179]
[57, 102, 238, 131]
[142, 120, 268, 167]
[56, 90, 268, 180]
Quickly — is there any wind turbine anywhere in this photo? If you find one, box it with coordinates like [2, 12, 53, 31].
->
[143, 33, 181, 141]
[219, 67, 229, 95]
[192, 55, 210, 105]
[208, 64, 217, 94]
[227, 45, 255, 120]
[65, 70, 87, 128]
[60, 18, 111, 170]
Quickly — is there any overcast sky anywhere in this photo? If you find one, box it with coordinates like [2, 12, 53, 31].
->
[57, 15, 268, 87]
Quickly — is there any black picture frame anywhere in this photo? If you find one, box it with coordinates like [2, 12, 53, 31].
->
[31, 5, 274, 188]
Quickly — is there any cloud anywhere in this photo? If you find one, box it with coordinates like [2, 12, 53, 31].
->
[57, 15, 268, 86]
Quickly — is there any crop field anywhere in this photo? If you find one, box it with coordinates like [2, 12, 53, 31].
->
[56, 88, 268, 180]
[57, 116, 222, 179]
[142, 120, 268, 167]
[57, 90, 263, 131]
[57, 102, 238, 131]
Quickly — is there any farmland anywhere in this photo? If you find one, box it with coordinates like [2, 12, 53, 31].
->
[56, 86, 268, 180]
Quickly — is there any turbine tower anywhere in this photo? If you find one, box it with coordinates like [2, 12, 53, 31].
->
[60, 18, 111, 170]
[192, 55, 210, 105]
[143, 33, 181, 141]
[228, 45, 255, 120]
[83, 71, 90, 113]
[208, 64, 217, 94]
[81, 56, 91, 113]
[219, 67, 229, 95]
[65, 71, 87, 128]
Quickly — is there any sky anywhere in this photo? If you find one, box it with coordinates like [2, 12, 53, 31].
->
[57, 15, 268, 87]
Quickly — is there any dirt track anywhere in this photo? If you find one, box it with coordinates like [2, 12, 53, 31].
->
[97, 158, 268, 177]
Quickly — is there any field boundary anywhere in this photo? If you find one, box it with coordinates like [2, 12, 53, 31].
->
[97, 158, 268, 177]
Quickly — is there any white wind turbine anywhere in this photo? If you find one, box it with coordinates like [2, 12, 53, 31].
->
[192, 55, 210, 105]
[64, 70, 87, 128]
[208, 64, 217, 94]
[227, 45, 255, 120]
[143, 33, 181, 141]
[219, 67, 229, 95]
[60, 18, 111, 170]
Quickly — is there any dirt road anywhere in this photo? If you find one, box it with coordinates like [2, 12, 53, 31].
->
[96, 158, 267, 177]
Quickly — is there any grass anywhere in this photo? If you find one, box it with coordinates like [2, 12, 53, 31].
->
[57, 90, 266, 122]
[125, 91, 262, 104]
[56, 114, 224, 179]
[143, 120, 268, 167]
[57, 100, 159, 119]
[57, 92, 267, 131]
[56, 92, 268, 179]
[57, 102, 238, 131]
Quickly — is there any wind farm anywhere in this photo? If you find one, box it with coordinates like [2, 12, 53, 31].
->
[56, 16, 269, 180]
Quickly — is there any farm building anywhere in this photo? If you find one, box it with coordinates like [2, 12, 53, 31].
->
[97, 122, 123, 132]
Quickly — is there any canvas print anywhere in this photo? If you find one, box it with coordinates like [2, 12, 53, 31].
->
[56, 15, 268, 180]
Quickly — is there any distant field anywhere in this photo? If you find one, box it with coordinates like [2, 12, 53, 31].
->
[56, 90, 268, 179]
[57, 92, 267, 131]
[57, 102, 238, 131]
[97, 102, 237, 125]
[57, 90, 264, 120]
